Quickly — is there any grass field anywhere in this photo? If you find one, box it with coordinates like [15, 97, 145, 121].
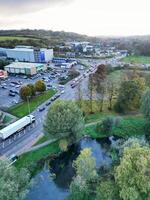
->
[0, 36, 37, 41]
[15, 141, 60, 170]
[8, 89, 56, 118]
[122, 55, 150, 64]
[85, 115, 146, 138]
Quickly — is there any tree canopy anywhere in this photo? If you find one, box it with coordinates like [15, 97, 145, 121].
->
[114, 80, 142, 113]
[44, 101, 84, 140]
[141, 89, 150, 120]
[35, 80, 46, 92]
[0, 160, 30, 200]
[115, 143, 150, 200]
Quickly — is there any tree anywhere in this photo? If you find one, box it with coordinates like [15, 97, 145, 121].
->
[0, 160, 30, 200]
[69, 148, 97, 200]
[115, 143, 150, 200]
[35, 80, 46, 92]
[76, 82, 83, 109]
[27, 84, 36, 96]
[96, 117, 114, 136]
[96, 179, 119, 200]
[93, 64, 107, 112]
[73, 148, 97, 182]
[88, 74, 95, 113]
[19, 86, 32, 101]
[114, 80, 142, 113]
[141, 89, 150, 120]
[44, 101, 84, 141]
[107, 77, 118, 110]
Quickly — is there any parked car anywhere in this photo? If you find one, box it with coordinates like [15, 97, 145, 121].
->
[9, 92, 16, 97]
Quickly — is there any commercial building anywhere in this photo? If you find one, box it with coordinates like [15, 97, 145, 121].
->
[4, 62, 47, 76]
[0, 70, 8, 79]
[5, 46, 53, 63]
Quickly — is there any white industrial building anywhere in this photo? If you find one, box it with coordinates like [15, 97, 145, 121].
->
[5, 46, 53, 63]
[4, 62, 47, 76]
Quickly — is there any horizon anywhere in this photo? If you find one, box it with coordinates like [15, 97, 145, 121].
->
[0, 0, 150, 37]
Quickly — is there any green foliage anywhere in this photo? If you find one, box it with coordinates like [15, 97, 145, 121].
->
[96, 117, 114, 136]
[114, 80, 142, 113]
[44, 101, 84, 141]
[27, 84, 36, 96]
[0, 160, 30, 200]
[69, 149, 97, 200]
[8, 89, 56, 118]
[0, 59, 10, 70]
[19, 86, 32, 101]
[69, 176, 90, 200]
[141, 89, 150, 120]
[35, 80, 46, 92]
[96, 179, 119, 200]
[115, 143, 150, 200]
[73, 148, 97, 181]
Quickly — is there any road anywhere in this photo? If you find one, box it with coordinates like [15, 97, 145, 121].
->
[0, 57, 119, 158]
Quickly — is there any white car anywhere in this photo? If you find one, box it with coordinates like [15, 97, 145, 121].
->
[61, 90, 65, 94]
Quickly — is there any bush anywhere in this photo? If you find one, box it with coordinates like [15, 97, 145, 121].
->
[96, 117, 114, 136]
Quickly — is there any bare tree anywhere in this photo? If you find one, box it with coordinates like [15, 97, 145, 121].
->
[107, 78, 116, 110]
[88, 74, 95, 113]
[76, 82, 83, 109]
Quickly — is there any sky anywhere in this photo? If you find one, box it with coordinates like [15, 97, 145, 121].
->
[0, 0, 150, 36]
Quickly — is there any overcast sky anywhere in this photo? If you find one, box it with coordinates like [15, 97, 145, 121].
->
[0, 0, 150, 36]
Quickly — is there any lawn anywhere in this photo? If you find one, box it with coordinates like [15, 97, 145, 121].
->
[0, 36, 37, 41]
[85, 115, 146, 139]
[15, 141, 61, 170]
[122, 55, 150, 64]
[8, 89, 56, 118]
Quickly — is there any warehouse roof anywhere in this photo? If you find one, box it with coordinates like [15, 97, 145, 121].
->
[5, 62, 44, 69]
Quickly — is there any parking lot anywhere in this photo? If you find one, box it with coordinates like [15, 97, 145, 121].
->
[0, 63, 85, 108]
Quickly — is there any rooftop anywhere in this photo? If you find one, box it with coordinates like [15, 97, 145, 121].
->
[5, 62, 44, 69]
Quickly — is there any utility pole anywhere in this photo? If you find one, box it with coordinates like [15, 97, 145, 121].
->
[27, 96, 31, 114]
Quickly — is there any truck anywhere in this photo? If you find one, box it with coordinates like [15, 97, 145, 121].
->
[0, 115, 35, 140]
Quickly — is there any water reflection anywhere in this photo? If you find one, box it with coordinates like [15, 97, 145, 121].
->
[25, 137, 113, 200]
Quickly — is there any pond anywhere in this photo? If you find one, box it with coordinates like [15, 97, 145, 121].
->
[25, 137, 113, 200]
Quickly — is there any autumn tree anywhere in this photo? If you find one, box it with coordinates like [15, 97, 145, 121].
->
[76, 82, 83, 109]
[27, 84, 36, 96]
[92, 64, 107, 112]
[19, 86, 32, 101]
[107, 77, 118, 110]
[35, 80, 46, 92]
[115, 143, 150, 200]
[88, 74, 95, 113]
[114, 80, 142, 113]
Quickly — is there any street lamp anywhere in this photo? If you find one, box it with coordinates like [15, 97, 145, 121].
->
[27, 96, 31, 114]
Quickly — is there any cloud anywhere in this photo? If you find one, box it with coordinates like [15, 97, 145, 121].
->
[0, 0, 73, 16]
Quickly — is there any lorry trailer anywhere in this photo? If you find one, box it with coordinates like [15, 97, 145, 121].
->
[0, 115, 35, 140]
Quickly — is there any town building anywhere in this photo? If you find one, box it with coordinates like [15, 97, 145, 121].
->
[4, 62, 47, 75]
[5, 46, 53, 63]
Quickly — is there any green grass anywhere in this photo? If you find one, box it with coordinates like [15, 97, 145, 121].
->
[8, 89, 56, 118]
[15, 141, 60, 170]
[0, 36, 37, 41]
[85, 112, 117, 124]
[122, 55, 150, 64]
[85, 115, 146, 139]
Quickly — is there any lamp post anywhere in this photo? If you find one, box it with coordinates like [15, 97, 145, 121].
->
[27, 96, 31, 114]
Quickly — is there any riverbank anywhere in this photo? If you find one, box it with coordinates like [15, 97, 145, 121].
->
[15, 111, 146, 170]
